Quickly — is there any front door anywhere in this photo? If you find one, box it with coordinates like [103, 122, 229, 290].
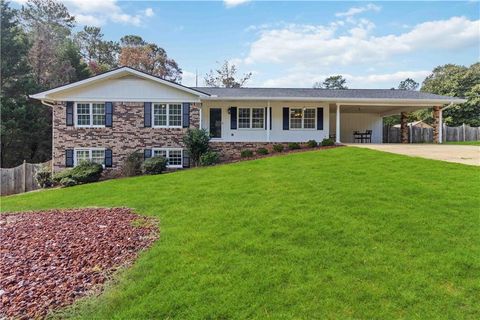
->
[209, 108, 222, 138]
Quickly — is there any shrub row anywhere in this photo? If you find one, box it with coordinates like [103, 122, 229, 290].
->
[240, 138, 335, 158]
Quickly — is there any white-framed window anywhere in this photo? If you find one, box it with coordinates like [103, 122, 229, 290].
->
[74, 148, 105, 166]
[75, 102, 105, 127]
[152, 148, 183, 168]
[153, 103, 182, 128]
[290, 108, 316, 129]
[238, 107, 264, 129]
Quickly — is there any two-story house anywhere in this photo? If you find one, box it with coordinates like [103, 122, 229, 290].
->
[30, 67, 465, 173]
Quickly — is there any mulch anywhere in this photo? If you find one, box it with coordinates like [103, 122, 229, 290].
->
[0, 208, 158, 319]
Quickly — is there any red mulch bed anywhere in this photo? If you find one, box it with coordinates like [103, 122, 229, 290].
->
[0, 208, 158, 319]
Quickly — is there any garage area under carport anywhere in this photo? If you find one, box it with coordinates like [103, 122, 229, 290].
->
[328, 102, 451, 144]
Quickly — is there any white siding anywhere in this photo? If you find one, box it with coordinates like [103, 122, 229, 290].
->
[202, 101, 330, 143]
[52, 76, 199, 102]
[329, 112, 383, 143]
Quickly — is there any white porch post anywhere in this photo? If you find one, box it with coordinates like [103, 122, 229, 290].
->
[438, 108, 443, 144]
[335, 104, 341, 144]
[267, 100, 271, 142]
[198, 104, 203, 129]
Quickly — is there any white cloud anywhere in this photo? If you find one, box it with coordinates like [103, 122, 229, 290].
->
[243, 16, 480, 68]
[224, 0, 250, 8]
[336, 3, 381, 18]
[65, 0, 153, 27]
[260, 70, 431, 89]
[144, 8, 155, 17]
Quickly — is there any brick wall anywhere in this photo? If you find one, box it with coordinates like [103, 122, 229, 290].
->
[210, 142, 293, 161]
[52, 102, 200, 173]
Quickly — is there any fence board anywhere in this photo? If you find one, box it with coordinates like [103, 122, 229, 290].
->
[0, 161, 50, 196]
[383, 124, 480, 144]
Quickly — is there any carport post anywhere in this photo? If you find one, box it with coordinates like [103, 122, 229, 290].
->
[438, 108, 443, 144]
[335, 104, 341, 144]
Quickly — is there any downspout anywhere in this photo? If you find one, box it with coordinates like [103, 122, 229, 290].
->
[41, 99, 56, 172]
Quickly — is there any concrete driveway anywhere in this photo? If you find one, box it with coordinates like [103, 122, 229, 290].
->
[347, 144, 480, 166]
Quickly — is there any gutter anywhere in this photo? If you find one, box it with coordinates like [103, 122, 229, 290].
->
[200, 96, 467, 105]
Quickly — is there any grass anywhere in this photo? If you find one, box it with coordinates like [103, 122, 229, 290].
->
[2, 147, 480, 319]
[444, 141, 480, 146]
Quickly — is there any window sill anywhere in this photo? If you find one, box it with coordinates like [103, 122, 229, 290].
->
[75, 125, 106, 128]
[152, 126, 183, 129]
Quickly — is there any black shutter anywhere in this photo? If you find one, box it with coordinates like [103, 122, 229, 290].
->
[144, 102, 152, 127]
[183, 150, 190, 168]
[182, 103, 190, 128]
[282, 107, 289, 130]
[65, 149, 74, 167]
[105, 102, 113, 127]
[264, 107, 268, 130]
[270, 107, 272, 130]
[105, 149, 113, 167]
[230, 107, 237, 130]
[144, 149, 152, 160]
[317, 107, 324, 130]
[66, 101, 74, 126]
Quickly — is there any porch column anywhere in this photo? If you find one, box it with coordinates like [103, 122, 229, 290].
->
[267, 100, 271, 142]
[198, 104, 203, 130]
[400, 112, 408, 144]
[433, 106, 442, 144]
[335, 104, 341, 144]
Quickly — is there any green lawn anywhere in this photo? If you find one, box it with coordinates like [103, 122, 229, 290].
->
[444, 141, 480, 146]
[2, 147, 480, 319]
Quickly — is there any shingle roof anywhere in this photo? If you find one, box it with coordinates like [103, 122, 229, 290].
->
[193, 87, 464, 101]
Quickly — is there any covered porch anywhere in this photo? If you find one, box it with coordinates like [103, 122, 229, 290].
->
[329, 103, 446, 144]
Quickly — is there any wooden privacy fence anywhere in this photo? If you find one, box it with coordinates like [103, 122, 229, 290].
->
[383, 124, 480, 143]
[1, 161, 50, 196]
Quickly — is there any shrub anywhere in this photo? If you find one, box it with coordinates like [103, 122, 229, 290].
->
[306, 140, 318, 148]
[121, 151, 143, 177]
[321, 138, 335, 146]
[256, 147, 269, 155]
[53, 161, 103, 186]
[288, 142, 301, 150]
[142, 156, 167, 174]
[272, 144, 284, 152]
[240, 149, 254, 158]
[35, 165, 53, 188]
[200, 151, 219, 166]
[59, 177, 77, 187]
[182, 128, 210, 166]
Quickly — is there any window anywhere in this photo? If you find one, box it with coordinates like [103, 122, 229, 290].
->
[75, 103, 105, 127]
[153, 148, 183, 168]
[290, 108, 316, 129]
[238, 107, 264, 129]
[74, 148, 105, 166]
[153, 103, 182, 127]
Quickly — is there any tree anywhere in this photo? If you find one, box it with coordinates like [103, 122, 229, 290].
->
[421, 63, 480, 126]
[21, 0, 77, 88]
[75, 26, 119, 74]
[119, 35, 182, 82]
[398, 78, 419, 91]
[0, 0, 51, 167]
[204, 61, 252, 88]
[313, 75, 348, 89]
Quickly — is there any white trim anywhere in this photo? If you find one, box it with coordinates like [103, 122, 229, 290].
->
[152, 147, 183, 168]
[202, 96, 466, 105]
[237, 107, 265, 130]
[289, 107, 317, 130]
[29, 67, 209, 100]
[73, 147, 106, 166]
[336, 104, 341, 144]
[152, 103, 183, 128]
[74, 102, 106, 128]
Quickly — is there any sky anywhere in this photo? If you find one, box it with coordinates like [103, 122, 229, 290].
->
[12, 0, 480, 88]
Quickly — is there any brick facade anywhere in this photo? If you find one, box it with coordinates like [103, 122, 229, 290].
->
[432, 106, 441, 143]
[52, 102, 200, 173]
[211, 142, 295, 161]
[400, 112, 409, 144]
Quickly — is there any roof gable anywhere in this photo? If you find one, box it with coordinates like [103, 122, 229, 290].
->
[30, 67, 209, 101]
